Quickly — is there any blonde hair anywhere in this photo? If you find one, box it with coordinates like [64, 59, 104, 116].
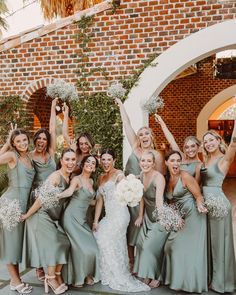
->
[202, 130, 227, 158]
[137, 126, 157, 150]
[140, 150, 156, 163]
[183, 136, 201, 150]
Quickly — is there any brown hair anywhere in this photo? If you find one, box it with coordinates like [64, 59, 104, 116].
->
[10, 129, 30, 151]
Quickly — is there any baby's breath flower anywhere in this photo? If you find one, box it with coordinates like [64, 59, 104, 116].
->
[142, 95, 164, 114]
[47, 79, 78, 102]
[107, 82, 126, 99]
[0, 198, 22, 231]
[35, 180, 61, 210]
[204, 193, 230, 219]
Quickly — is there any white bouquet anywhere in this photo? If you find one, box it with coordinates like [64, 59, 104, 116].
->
[204, 193, 230, 219]
[152, 203, 184, 232]
[35, 180, 61, 210]
[115, 174, 143, 207]
[107, 82, 126, 99]
[142, 95, 164, 114]
[47, 79, 78, 102]
[0, 197, 22, 231]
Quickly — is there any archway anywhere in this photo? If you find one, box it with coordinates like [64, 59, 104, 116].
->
[124, 19, 236, 164]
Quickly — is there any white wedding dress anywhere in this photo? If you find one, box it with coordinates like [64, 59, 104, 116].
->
[94, 179, 150, 292]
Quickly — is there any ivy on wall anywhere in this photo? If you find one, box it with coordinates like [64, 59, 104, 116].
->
[71, 13, 159, 168]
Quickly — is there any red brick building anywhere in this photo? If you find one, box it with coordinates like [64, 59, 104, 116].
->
[0, 0, 236, 168]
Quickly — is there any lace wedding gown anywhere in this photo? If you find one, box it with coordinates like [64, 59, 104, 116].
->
[94, 180, 150, 292]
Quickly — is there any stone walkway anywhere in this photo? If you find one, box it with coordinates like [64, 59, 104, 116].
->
[0, 178, 236, 295]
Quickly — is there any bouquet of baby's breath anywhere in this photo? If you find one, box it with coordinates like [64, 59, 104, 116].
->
[35, 180, 60, 210]
[115, 174, 143, 207]
[152, 203, 184, 232]
[204, 193, 230, 219]
[107, 82, 126, 99]
[0, 197, 22, 231]
[47, 79, 78, 102]
[142, 95, 164, 114]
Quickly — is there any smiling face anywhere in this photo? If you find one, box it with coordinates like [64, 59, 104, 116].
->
[12, 134, 29, 153]
[100, 153, 115, 173]
[203, 133, 220, 154]
[82, 156, 97, 173]
[35, 132, 48, 153]
[60, 151, 76, 174]
[183, 139, 199, 159]
[139, 152, 155, 173]
[165, 152, 182, 176]
[137, 127, 153, 149]
[78, 136, 91, 155]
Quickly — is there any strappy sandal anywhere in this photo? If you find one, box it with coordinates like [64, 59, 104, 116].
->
[85, 276, 94, 286]
[10, 282, 33, 294]
[44, 275, 65, 294]
[55, 272, 68, 291]
[148, 280, 160, 288]
[36, 268, 45, 281]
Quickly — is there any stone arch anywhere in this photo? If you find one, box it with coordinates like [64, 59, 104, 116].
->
[123, 19, 236, 164]
[197, 85, 236, 139]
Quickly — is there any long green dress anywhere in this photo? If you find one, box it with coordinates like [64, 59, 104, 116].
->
[164, 177, 208, 293]
[201, 158, 236, 293]
[0, 152, 35, 264]
[29, 157, 56, 205]
[125, 152, 142, 246]
[133, 177, 168, 280]
[62, 185, 100, 285]
[22, 175, 70, 268]
[180, 161, 200, 177]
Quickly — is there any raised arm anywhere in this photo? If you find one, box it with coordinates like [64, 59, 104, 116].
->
[181, 171, 207, 213]
[57, 176, 79, 199]
[48, 98, 58, 156]
[115, 98, 138, 149]
[0, 151, 17, 168]
[155, 114, 180, 152]
[62, 103, 71, 146]
[0, 123, 17, 156]
[155, 173, 166, 208]
[219, 118, 236, 174]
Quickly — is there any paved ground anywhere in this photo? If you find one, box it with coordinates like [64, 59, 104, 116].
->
[0, 178, 236, 295]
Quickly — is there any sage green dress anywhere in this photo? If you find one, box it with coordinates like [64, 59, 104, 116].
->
[125, 152, 142, 246]
[30, 156, 56, 206]
[180, 161, 200, 177]
[133, 177, 168, 280]
[0, 153, 35, 264]
[23, 175, 70, 267]
[62, 186, 100, 285]
[201, 158, 236, 293]
[164, 177, 208, 293]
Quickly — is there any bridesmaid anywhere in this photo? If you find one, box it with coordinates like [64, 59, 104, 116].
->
[29, 98, 57, 281]
[115, 98, 164, 268]
[163, 150, 208, 293]
[58, 155, 100, 287]
[156, 115, 201, 180]
[133, 151, 168, 288]
[0, 129, 35, 293]
[200, 125, 236, 293]
[21, 148, 76, 294]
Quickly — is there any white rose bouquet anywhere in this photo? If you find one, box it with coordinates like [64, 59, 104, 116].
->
[0, 197, 22, 231]
[47, 79, 78, 102]
[115, 174, 143, 207]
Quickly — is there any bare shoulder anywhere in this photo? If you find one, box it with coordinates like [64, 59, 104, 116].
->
[47, 170, 61, 186]
[155, 171, 165, 183]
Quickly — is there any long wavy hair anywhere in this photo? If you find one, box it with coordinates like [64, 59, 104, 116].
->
[164, 150, 182, 194]
[202, 130, 227, 159]
[76, 132, 95, 155]
[10, 129, 30, 152]
[33, 128, 51, 152]
[137, 126, 157, 150]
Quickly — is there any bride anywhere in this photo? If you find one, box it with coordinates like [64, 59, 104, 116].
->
[92, 149, 150, 292]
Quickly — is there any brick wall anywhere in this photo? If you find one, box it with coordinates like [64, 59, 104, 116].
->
[0, 0, 236, 140]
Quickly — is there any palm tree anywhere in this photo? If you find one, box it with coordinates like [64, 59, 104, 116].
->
[0, 0, 8, 33]
[39, 0, 103, 20]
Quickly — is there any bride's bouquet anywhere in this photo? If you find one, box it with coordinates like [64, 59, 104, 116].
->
[35, 180, 60, 210]
[0, 197, 22, 231]
[115, 174, 143, 207]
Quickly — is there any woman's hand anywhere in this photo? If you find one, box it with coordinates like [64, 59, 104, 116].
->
[62, 102, 69, 114]
[69, 138, 77, 151]
[134, 215, 143, 227]
[196, 201, 208, 214]
[92, 222, 98, 232]
[20, 214, 28, 222]
[154, 114, 164, 125]
[114, 98, 123, 107]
